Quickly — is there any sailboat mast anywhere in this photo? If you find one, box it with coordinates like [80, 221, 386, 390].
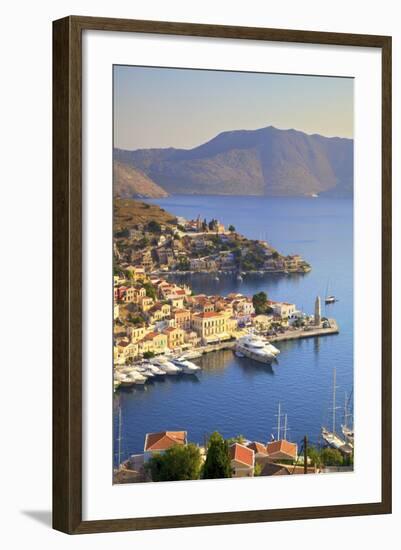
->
[274, 402, 282, 440]
[332, 368, 337, 435]
[284, 414, 288, 440]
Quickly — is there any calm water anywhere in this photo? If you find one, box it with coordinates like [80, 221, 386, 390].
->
[113, 196, 353, 464]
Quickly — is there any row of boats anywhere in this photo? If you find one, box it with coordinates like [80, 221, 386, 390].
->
[114, 355, 202, 389]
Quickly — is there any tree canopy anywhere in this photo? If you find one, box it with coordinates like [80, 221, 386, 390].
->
[202, 432, 232, 479]
[252, 291, 269, 314]
[145, 444, 202, 482]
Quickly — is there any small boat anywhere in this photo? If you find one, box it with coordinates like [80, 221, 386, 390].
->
[214, 276, 220, 281]
[236, 274, 243, 281]
[324, 280, 338, 304]
[235, 350, 245, 358]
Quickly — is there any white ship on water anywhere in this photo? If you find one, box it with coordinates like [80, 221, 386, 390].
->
[321, 368, 353, 454]
[235, 334, 280, 364]
[341, 389, 354, 445]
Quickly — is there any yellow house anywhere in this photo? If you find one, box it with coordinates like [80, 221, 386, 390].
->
[139, 296, 154, 312]
[225, 317, 238, 335]
[130, 325, 146, 343]
[253, 314, 272, 331]
[163, 327, 186, 350]
[170, 296, 185, 309]
[125, 265, 148, 282]
[191, 311, 229, 343]
[139, 332, 168, 355]
[116, 340, 139, 362]
[147, 303, 171, 324]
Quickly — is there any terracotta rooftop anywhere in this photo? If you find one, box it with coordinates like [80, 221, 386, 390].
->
[193, 311, 224, 319]
[229, 443, 254, 467]
[144, 431, 187, 452]
[143, 332, 163, 341]
[163, 326, 179, 333]
[266, 440, 298, 459]
[247, 441, 268, 455]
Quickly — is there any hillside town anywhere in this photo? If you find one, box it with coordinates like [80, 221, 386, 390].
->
[114, 199, 312, 275]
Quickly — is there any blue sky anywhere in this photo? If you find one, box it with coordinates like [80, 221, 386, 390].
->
[114, 65, 353, 150]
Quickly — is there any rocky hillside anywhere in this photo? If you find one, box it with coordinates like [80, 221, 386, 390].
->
[113, 160, 168, 198]
[114, 126, 353, 197]
[114, 199, 176, 234]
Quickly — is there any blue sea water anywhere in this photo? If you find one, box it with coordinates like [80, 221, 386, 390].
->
[113, 195, 353, 464]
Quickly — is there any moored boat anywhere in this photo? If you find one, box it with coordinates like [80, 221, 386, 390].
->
[235, 334, 277, 364]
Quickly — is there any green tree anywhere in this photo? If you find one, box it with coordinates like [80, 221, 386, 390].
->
[227, 434, 246, 445]
[252, 291, 269, 314]
[145, 444, 202, 482]
[143, 351, 155, 359]
[208, 219, 217, 231]
[320, 447, 343, 466]
[254, 463, 263, 476]
[228, 224, 236, 232]
[143, 282, 157, 300]
[307, 445, 323, 468]
[147, 220, 162, 233]
[202, 432, 232, 479]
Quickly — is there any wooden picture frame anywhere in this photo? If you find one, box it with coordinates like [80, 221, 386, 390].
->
[53, 15, 392, 534]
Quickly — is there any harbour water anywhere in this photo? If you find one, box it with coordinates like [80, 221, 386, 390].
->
[113, 195, 353, 465]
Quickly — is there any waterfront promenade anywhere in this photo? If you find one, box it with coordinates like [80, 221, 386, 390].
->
[187, 319, 339, 357]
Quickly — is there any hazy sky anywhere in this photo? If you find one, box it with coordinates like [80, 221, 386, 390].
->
[114, 65, 353, 150]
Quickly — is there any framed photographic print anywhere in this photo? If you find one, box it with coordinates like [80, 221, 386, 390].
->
[53, 16, 392, 534]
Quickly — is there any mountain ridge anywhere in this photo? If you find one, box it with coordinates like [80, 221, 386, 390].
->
[114, 126, 353, 197]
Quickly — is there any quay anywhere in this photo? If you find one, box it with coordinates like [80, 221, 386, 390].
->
[188, 319, 339, 357]
[269, 319, 339, 343]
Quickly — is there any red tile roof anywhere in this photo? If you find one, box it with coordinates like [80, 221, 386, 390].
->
[266, 440, 297, 459]
[229, 443, 254, 467]
[247, 441, 268, 455]
[193, 311, 224, 319]
[144, 431, 187, 452]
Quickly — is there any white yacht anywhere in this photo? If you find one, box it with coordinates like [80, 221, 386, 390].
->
[235, 334, 278, 364]
[146, 364, 166, 376]
[172, 357, 201, 374]
[151, 356, 182, 375]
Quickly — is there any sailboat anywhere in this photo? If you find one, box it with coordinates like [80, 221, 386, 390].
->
[341, 390, 354, 446]
[324, 280, 338, 304]
[321, 368, 348, 450]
